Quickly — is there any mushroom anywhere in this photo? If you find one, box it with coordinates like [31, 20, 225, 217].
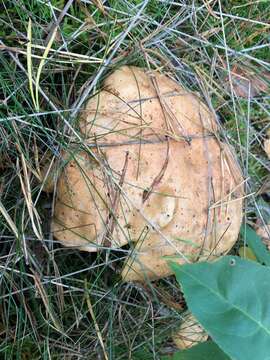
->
[52, 66, 244, 281]
[173, 312, 208, 350]
[264, 129, 270, 159]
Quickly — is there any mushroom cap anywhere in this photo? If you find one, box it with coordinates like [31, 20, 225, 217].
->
[264, 139, 270, 159]
[52, 66, 244, 281]
[264, 129, 270, 159]
[173, 313, 208, 350]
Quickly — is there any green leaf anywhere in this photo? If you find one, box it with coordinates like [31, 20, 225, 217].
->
[170, 256, 270, 360]
[162, 341, 230, 360]
[240, 224, 270, 266]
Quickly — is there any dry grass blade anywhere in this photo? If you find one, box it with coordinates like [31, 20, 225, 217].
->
[32, 269, 62, 332]
[26, 18, 37, 109]
[17, 154, 43, 241]
[44, 0, 74, 45]
[92, 0, 107, 15]
[0, 200, 19, 239]
[103, 151, 129, 248]
[35, 27, 58, 111]
[31, 44, 102, 61]
[142, 139, 169, 203]
[2, 42, 103, 63]
[84, 280, 109, 360]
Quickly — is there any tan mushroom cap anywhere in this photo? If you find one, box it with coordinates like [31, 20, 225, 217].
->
[265, 141, 270, 159]
[52, 66, 244, 281]
[173, 313, 208, 350]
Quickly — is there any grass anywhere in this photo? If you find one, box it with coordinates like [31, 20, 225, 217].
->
[0, 0, 270, 359]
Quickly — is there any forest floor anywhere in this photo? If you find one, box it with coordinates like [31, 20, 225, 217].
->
[0, 1, 269, 359]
